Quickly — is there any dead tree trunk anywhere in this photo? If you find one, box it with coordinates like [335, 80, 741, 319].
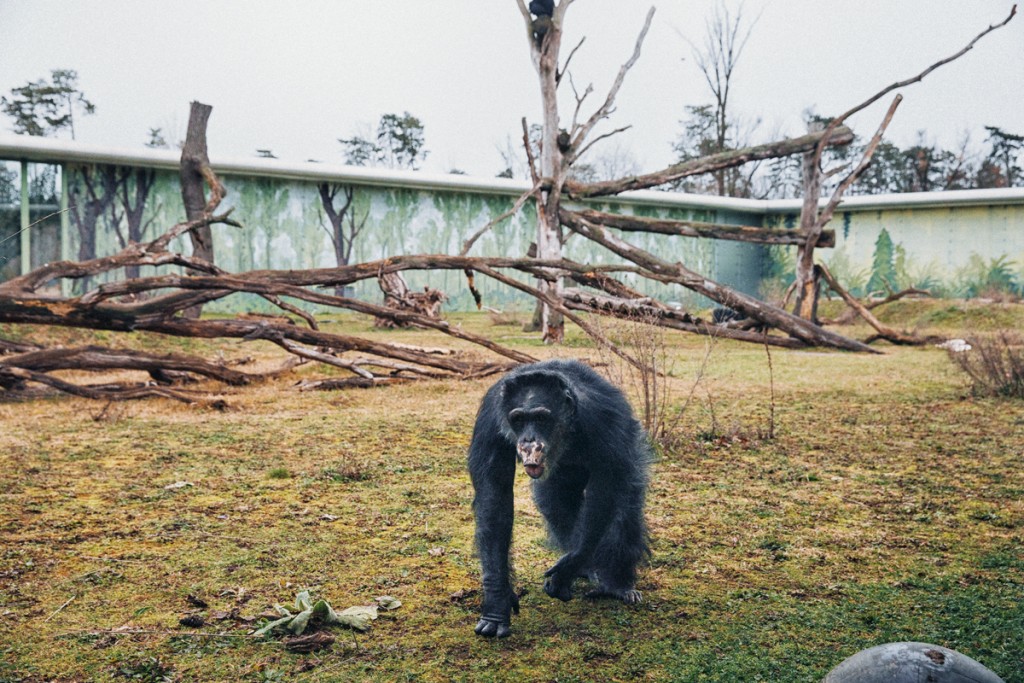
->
[179, 101, 217, 318]
[517, 0, 571, 343]
[790, 6, 1016, 321]
[792, 124, 825, 321]
[374, 272, 446, 328]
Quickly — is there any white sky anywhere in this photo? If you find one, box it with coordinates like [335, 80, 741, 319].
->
[1, 0, 1021, 177]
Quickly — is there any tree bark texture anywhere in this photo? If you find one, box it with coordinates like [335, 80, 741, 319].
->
[179, 101, 216, 318]
[564, 126, 854, 199]
[560, 210, 879, 353]
[533, 3, 567, 344]
[568, 209, 834, 247]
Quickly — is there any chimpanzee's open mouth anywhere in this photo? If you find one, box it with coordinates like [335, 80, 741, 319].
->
[523, 463, 544, 479]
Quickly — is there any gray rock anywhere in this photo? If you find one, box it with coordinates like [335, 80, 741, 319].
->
[825, 642, 1004, 682]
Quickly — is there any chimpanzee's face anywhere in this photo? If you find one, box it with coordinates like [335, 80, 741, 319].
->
[503, 377, 574, 479]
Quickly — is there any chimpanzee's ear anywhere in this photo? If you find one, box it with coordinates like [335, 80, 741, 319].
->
[561, 381, 577, 414]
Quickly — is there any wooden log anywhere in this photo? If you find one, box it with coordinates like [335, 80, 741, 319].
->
[564, 126, 854, 198]
[567, 209, 835, 247]
[561, 289, 806, 349]
[0, 366, 224, 405]
[824, 287, 931, 326]
[0, 346, 254, 385]
[0, 337, 43, 355]
[560, 210, 881, 353]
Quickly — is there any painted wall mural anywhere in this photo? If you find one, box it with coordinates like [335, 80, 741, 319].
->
[3, 157, 1022, 311]
[54, 163, 761, 313]
[764, 206, 1024, 299]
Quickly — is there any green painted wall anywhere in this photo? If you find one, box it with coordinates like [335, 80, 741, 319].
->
[5, 157, 1023, 311]
[47, 163, 766, 312]
[765, 204, 1024, 297]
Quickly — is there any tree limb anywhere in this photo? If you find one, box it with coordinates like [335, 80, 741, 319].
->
[818, 263, 938, 346]
[560, 210, 881, 353]
[810, 5, 1017, 174]
[567, 7, 655, 165]
[568, 208, 835, 247]
[565, 126, 854, 198]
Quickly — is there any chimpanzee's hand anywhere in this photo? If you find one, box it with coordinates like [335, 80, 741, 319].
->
[543, 555, 578, 602]
[474, 591, 519, 637]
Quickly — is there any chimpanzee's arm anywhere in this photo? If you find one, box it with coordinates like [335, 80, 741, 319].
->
[543, 462, 618, 601]
[468, 421, 518, 637]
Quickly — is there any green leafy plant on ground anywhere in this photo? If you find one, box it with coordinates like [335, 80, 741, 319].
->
[255, 591, 399, 637]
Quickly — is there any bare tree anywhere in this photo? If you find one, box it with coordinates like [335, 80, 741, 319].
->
[514, 0, 657, 343]
[677, 1, 761, 196]
[318, 183, 367, 296]
[116, 167, 157, 280]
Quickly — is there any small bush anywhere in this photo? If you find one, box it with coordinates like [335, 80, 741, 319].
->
[949, 330, 1024, 399]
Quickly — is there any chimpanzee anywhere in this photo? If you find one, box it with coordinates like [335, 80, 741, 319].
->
[711, 306, 746, 324]
[468, 359, 651, 637]
[529, 0, 554, 17]
[528, 0, 555, 46]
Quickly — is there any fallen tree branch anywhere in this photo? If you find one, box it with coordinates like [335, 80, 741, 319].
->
[0, 211, 239, 295]
[564, 126, 854, 198]
[74, 272, 537, 365]
[0, 337, 43, 355]
[560, 209, 880, 353]
[561, 288, 804, 348]
[0, 366, 226, 406]
[823, 286, 931, 325]
[294, 376, 413, 391]
[0, 345, 255, 385]
[818, 264, 938, 346]
[568, 208, 835, 247]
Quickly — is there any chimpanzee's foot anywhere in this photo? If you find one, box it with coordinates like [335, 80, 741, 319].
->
[474, 615, 511, 638]
[473, 591, 519, 637]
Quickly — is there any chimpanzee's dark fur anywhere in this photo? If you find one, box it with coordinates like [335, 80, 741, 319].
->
[529, 0, 554, 17]
[468, 359, 651, 637]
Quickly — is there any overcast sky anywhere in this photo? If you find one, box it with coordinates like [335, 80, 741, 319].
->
[1, 1, 1021, 177]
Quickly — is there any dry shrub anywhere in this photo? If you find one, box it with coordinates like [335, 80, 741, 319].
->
[593, 312, 674, 447]
[594, 312, 718, 451]
[949, 330, 1024, 399]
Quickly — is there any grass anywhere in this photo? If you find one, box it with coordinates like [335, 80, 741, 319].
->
[0, 303, 1022, 682]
